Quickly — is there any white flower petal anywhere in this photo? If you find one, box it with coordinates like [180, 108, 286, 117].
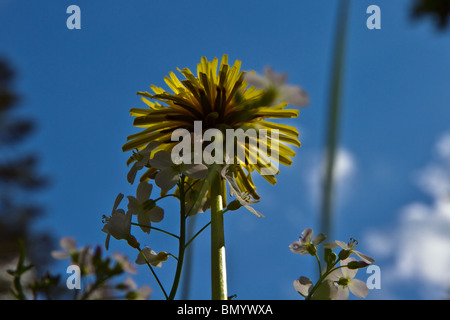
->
[313, 233, 326, 245]
[137, 210, 151, 234]
[103, 210, 132, 240]
[113, 253, 137, 274]
[112, 193, 124, 213]
[141, 141, 160, 156]
[149, 206, 164, 223]
[302, 228, 314, 243]
[335, 240, 349, 250]
[123, 276, 138, 290]
[126, 196, 140, 215]
[149, 150, 173, 169]
[243, 71, 269, 88]
[280, 85, 309, 107]
[293, 277, 313, 297]
[59, 237, 77, 252]
[155, 168, 179, 191]
[326, 268, 343, 282]
[341, 265, 358, 280]
[289, 241, 308, 255]
[323, 242, 339, 249]
[243, 203, 264, 218]
[51, 250, 70, 260]
[127, 163, 138, 184]
[137, 286, 152, 300]
[264, 67, 287, 86]
[104, 233, 111, 251]
[182, 163, 208, 180]
[136, 248, 156, 265]
[136, 247, 166, 268]
[136, 181, 152, 202]
[334, 286, 350, 300]
[354, 250, 375, 264]
[348, 279, 369, 298]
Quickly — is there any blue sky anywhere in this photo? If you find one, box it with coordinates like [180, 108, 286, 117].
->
[1, 0, 450, 300]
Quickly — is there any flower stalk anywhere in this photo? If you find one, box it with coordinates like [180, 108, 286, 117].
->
[210, 169, 228, 300]
[168, 175, 187, 300]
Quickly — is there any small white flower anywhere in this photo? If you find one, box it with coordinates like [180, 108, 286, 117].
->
[149, 150, 208, 191]
[135, 285, 152, 300]
[324, 238, 375, 264]
[127, 181, 164, 234]
[112, 252, 137, 274]
[127, 142, 160, 184]
[123, 277, 152, 300]
[51, 237, 77, 259]
[51, 237, 94, 274]
[289, 228, 326, 255]
[293, 276, 313, 297]
[221, 165, 263, 217]
[326, 258, 369, 300]
[135, 247, 169, 268]
[244, 67, 309, 107]
[102, 193, 132, 250]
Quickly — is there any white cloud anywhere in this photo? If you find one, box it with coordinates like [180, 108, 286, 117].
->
[436, 132, 450, 160]
[306, 147, 357, 206]
[366, 132, 450, 299]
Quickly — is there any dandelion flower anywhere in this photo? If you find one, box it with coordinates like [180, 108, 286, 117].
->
[123, 55, 306, 202]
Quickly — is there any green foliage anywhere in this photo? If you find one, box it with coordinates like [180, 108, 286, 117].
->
[7, 239, 150, 300]
[412, 0, 450, 29]
[0, 57, 54, 296]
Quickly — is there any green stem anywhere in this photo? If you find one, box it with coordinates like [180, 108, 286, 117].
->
[131, 222, 179, 239]
[306, 258, 341, 300]
[314, 253, 322, 277]
[210, 169, 227, 300]
[168, 175, 187, 300]
[185, 208, 229, 248]
[154, 193, 179, 202]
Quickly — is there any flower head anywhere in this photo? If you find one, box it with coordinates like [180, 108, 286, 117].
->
[127, 181, 164, 234]
[135, 247, 169, 268]
[102, 193, 135, 250]
[244, 67, 309, 107]
[324, 238, 375, 264]
[123, 55, 306, 205]
[289, 228, 326, 256]
[293, 276, 314, 297]
[221, 164, 263, 217]
[51, 237, 78, 260]
[127, 141, 160, 184]
[148, 150, 208, 191]
[123, 277, 152, 300]
[326, 258, 369, 300]
[51, 237, 94, 274]
[112, 252, 137, 274]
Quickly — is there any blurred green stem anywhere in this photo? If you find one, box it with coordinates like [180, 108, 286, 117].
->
[321, 0, 351, 241]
